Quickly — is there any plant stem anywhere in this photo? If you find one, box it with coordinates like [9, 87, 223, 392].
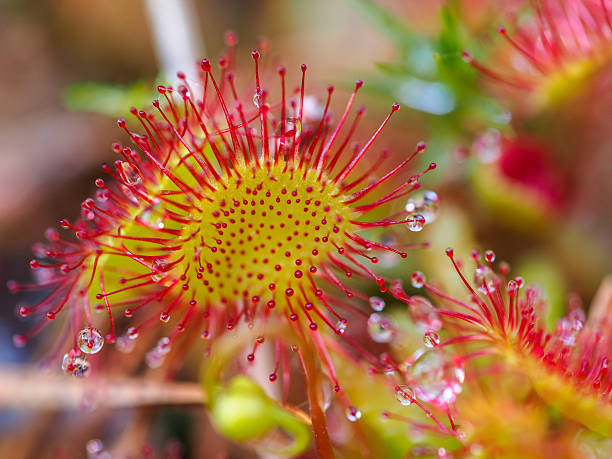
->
[300, 344, 336, 459]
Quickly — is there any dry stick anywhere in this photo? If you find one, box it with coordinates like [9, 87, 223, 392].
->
[0, 366, 204, 410]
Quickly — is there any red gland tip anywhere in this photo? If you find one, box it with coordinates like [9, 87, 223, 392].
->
[224, 30, 237, 46]
[117, 119, 126, 128]
[7, 280, 18, 293]
[200, 59, 211, 72]
[95, 179, 105, 187]
[157, 85, 166, 94]
[355, 80, 364, 89]
[301, 64, 307, 72]
[13, 335, 26, 348]
[152, 100, 160, 108]
[29, 260, 39, 268]
[218, 57, 227, 68]
[416, 141, 426, 152]
[498, 26, 507, 35]
[129, 107, 137, 115]
[429, 162, 437, 170]
[251, 50, 260, 60]
[461, 50, 472, 61]
[392, 103, 400, 111]
[177, 71, 186, 80]
[278, 66, 286, 76]
[59, 219, 70, 228]
[327, 85, 334, 93]
[445, 247, 454, 258]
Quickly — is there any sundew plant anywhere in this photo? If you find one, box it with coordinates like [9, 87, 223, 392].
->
[2, 1, 612, 458]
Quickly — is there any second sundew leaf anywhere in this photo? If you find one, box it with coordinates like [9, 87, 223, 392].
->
[516, 351, 612, 438]
[412, 249, 612, 440]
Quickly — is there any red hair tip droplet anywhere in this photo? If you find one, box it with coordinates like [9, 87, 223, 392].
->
[251, 51, 260, 60]
[392, 103, 400, 111]
[301, 64, 307, 72]
[445, 247, 454, 258]
[355, 80, 364, 89]
[201, 59, 211, 72]
[498, 26, 507, 35]
[417, 141, 427, 151]
[117, 119, 126, 128]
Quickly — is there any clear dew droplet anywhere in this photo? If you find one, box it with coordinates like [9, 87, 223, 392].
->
[395, 385, 415, 406]
[127, 327, 139, 340]
[411, 271, 426, 289]
[335, 318, 348, 335]
[320, 375, 334, 411]
[156, 336, 172, 355]
[409, 296, 442, 331]
[151, 258, 167, 283]
[120, 161, 142, 185]
[369, 296, 386, 312]
[557, 309, 585, 346]
[405, 190, 440, 224]
[407, 214, 426, 232]
[472, 128, 502, 163]
[253, 90, 263, 108]
[77, 327, 104, 354]
[86, 439, 104, 457]
[367, 313, 395, 343]
[473, 266, 498, 294]
[61, 350, 90, 378]
[345, 405, 362, 422]
[410, 350, 465, 408]
[423, 330, 440, 348]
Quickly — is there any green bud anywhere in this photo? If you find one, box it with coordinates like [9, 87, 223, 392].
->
[209, 376, 311, 457]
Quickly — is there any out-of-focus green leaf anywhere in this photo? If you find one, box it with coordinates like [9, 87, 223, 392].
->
[342, 0, 414, 45]
[64, 80, 155, 117]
